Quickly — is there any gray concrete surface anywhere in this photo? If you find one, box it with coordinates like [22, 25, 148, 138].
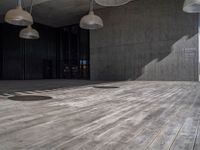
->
[0, 80, 200, 149]
[0, 0, 104, 27]
[90, 0, 198, 81]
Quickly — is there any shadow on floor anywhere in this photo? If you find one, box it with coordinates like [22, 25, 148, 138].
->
[0, 80, 111, 97]
[8, 95, 52, 101]
[93, 86, 120, 89]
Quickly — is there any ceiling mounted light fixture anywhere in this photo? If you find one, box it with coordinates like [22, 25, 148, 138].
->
[19, 25, 40, 39]
[80, 0, 103, 30]
[19, 0, 40, 39]
[183, 0, 200, 13]
[5, 0, 33, 26]
[95, 0, 131, 6]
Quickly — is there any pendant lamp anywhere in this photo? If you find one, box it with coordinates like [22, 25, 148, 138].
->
[183, 0, 200, 13]
[19, 0, 39, 39]
[95, 0, 131, 6]
[5, 0, 33, 26]
[80, 0, 103, 30]
[19, 25, 39, 39]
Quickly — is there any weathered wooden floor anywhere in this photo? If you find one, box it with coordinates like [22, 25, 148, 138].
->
[0, 80, 200, 150]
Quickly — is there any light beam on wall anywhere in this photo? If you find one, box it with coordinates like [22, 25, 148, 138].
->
[183, 0, 200, 81]
[183, 0, 200, 13]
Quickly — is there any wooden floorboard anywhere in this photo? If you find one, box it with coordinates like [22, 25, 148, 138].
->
[0, 80, 199, 150]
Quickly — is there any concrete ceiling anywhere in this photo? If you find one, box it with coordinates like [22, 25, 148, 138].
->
[0, 0, 52, 14]
[0, 0, 104, 27]
[32, 0, 103, 27]
[0, 0, 132, 27]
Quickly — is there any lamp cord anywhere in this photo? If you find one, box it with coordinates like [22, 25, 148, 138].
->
[19, 0, 33, 14]
[30, 0, 33, 14]
[90, 0, 94, 12]
[21, 0, 26, 10]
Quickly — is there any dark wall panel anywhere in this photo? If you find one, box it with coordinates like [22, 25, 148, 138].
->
[24, 24, 57, 79]
[0, 23, 57, 80]
[0, 24, 3, 79]
[1, 24, 24, 80]
[0, 23, 89, 80]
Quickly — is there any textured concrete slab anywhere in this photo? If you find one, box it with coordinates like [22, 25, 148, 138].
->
[0, 80, 199, 150]
[0, 0, 104, 27]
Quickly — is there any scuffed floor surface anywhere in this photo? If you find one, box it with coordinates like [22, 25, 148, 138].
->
[0, 80, 200, 150]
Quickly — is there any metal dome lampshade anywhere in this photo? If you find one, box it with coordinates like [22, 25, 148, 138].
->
[5, 0, 33, 26]
[19, 25, 39, 39]
[80, 11, 103, 30]
[80, 0, 103, 30]
[19, 0, 39, 39]
[95, 0, 131, 6]
[183, 0, 200, 13]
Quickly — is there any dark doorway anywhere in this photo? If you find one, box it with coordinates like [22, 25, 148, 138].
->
[58, 25, 90, 80]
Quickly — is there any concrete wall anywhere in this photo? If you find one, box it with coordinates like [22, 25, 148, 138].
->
[90, 0, 198, 81]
